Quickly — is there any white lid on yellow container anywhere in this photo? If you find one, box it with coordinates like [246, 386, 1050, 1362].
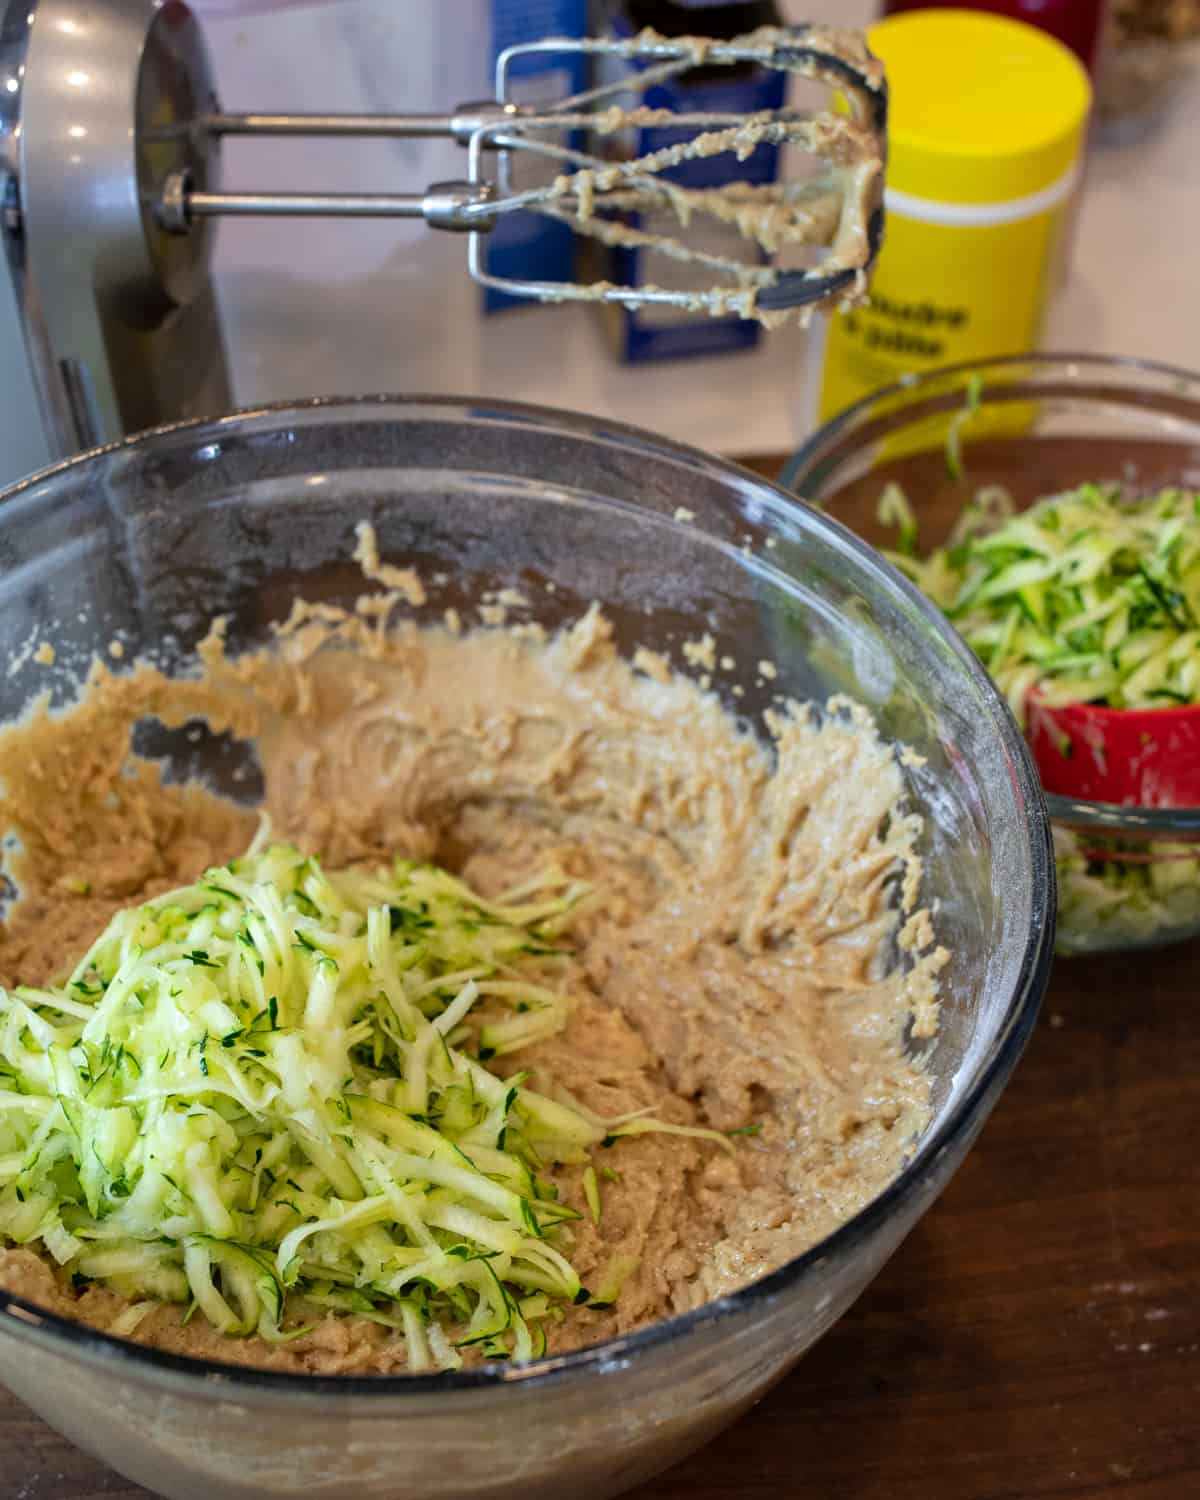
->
[869, 8, 1092, 209]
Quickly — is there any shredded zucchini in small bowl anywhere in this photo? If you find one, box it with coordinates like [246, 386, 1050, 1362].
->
[877, 478, 1200, 955]
[879, 479, 1200, 724]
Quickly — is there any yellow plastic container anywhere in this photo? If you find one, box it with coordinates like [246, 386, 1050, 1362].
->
[815, 9, 1092, 427]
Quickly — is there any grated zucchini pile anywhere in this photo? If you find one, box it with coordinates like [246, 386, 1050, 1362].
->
[878, 476, 1200, 952]
[0, 832, 726, 1367]
[879, 481, 1200, 725]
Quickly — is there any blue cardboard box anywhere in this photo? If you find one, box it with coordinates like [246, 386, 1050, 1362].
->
[599, 13, 786, 361]
[483, 0, 588, 313]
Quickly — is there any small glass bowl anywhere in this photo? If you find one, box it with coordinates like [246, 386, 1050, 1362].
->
[783, 352, 1200, 956]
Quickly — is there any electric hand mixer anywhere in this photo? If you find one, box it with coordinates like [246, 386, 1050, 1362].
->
[0, 0, 886, 480]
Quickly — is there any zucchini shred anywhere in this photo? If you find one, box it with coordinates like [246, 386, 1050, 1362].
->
[877, 476, 1200, 951]
[0, 829, 729, 1368]
[879, 480, 1200, 724]
[1052, 826, 1200, 953]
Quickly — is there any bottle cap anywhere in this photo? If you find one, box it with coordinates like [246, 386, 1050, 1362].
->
[869, 9, 1091, 207]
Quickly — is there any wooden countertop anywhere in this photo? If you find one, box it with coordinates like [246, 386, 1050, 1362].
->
[4, 457, 1198, 1499]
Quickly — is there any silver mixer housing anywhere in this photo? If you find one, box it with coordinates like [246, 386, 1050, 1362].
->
[0, 0, 230, 484]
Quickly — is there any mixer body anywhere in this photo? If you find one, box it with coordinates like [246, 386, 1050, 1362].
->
[0, 0, 231, 482]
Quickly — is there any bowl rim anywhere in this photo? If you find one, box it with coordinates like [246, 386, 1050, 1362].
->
[0, 392, 1056, 1402]
[782, 349, 1200, 835]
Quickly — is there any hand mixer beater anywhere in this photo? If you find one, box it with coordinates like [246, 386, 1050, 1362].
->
[0, 1, 886, 471]
[160, 25, 887, 322]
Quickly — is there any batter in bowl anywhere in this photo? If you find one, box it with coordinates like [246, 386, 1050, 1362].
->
[0, 570, 945, 1373]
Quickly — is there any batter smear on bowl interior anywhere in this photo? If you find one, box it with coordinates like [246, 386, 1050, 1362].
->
[0, 565, 946, 1374]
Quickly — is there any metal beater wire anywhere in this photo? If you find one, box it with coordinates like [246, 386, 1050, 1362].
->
[159, 25, 887, 319]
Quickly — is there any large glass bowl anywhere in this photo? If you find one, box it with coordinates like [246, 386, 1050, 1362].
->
[783, 352, 1200, 956]
[0, 397, 1053, 1500]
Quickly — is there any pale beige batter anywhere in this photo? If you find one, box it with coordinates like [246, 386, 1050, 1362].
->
[0, 599, 945, 1373]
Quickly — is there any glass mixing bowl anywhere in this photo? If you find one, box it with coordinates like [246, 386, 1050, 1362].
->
[0, 397, 1053, 1500]
[783, 352, 1200, 956]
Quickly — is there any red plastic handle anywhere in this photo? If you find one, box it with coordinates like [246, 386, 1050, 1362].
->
[1026, 695, 1200, 808]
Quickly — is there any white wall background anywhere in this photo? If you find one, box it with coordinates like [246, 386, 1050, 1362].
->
[196, 1, 1200, 454]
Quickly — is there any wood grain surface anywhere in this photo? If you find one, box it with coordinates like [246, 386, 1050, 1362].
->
[4, 458, 1198, 1500]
